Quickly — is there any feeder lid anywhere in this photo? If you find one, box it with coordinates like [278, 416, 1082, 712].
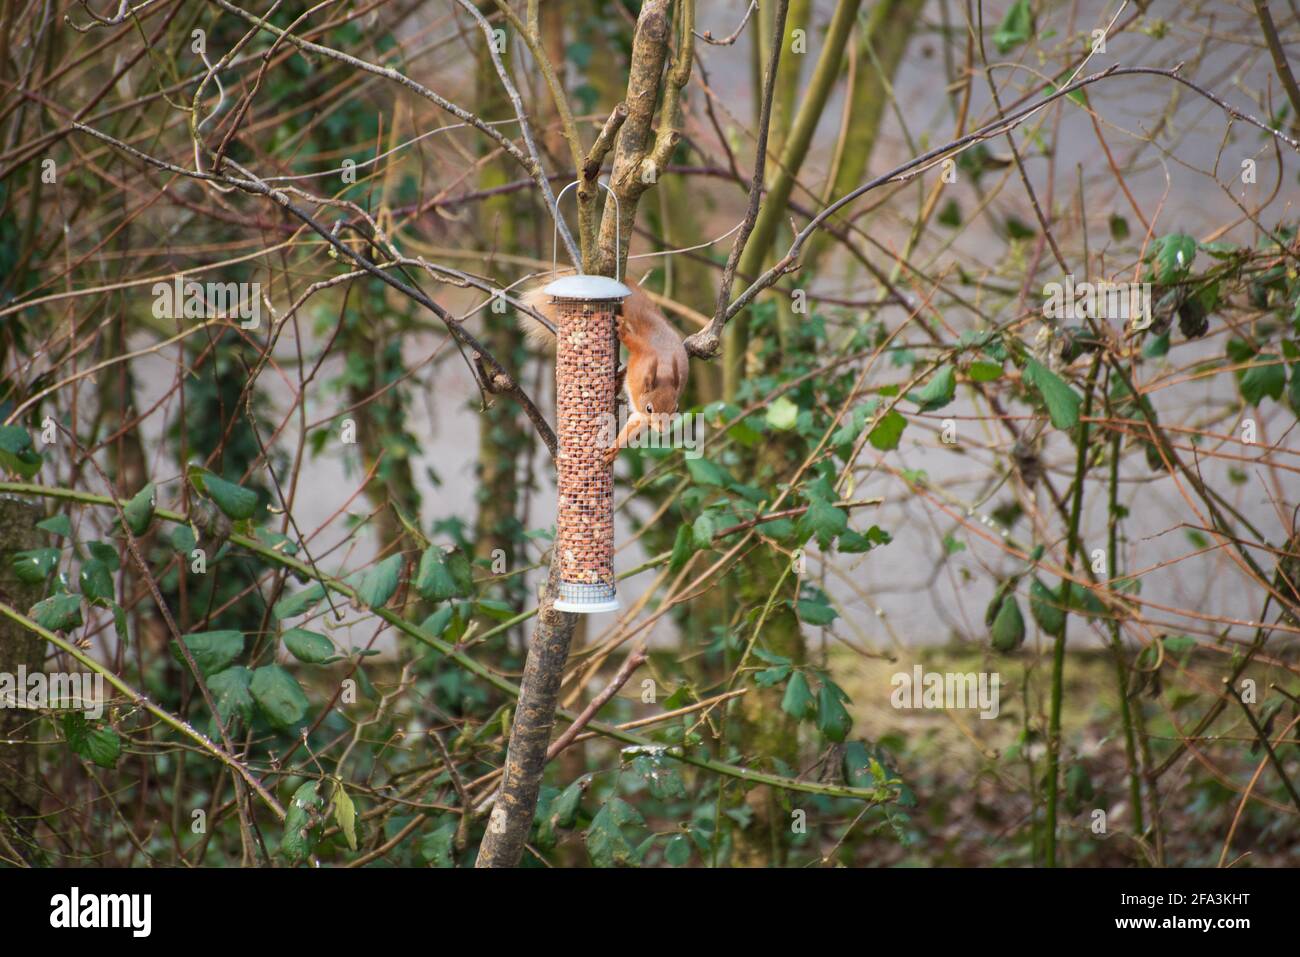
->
[542, 274, 632, 301]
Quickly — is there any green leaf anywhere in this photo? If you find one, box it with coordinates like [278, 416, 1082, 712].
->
[63, 713, 120, 769]
[191, 468, 258, 520]
[765, 396, 799, 431]
[474, 599, 515, 621]
[207, 666, 254, 728]
[795, 597, 838, 626]
[781, 670, 815, 719]
[867, 410, 907, 450]
[691, 512, 717, 548]
[250, 664, 310, 729]
[668, 524, 694, 573]
[631, 753, 686, 800]
[803, 498, 847, 548]
[1150, 233, 1196, 283]
[816, 681, 852, 742]
[78, 558, 114, 604]
[273, 582, 326, 620]
[1023, 358, 1081, 430]
[13, 547, 59, 584]
[548, 777, 586, 831]
[171, 630, 244, 676]
[968, 360, 1004, 382]
[1239, 355, 1285, 405]
[0, 425, 42, 478]
[279, 781, 324, 864]
[1108, 214, 1130, 241]
[753, 664, 792, 687]
[911, 364, 957, 412]
[837, 525, 891, 553]
[685, 457, 730, 487]
[36, 514, 71, 538]
[418, 605, 454, 638]
[30, 593, 82, 632]
[282, 628, 334, 664]
[990, 594, 1026, 652]
[331, 783, 358, 851]
[86, 540, 120, 571]
[585, 797, 646, 867]
[419, 821, 458, 867]
[123, 483, 156, 535]
[1029, 578, 1065, 636]
[414, 546, 472, 602]
[356, 552, 403, 608]
[993, 0, 1033, 53]
[664, 833, 691, 866]
[171, 524, 197, 555]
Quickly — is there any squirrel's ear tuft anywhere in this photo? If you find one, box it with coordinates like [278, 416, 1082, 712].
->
[642, 364, 658, 392]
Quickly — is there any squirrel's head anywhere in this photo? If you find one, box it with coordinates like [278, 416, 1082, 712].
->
[639, 360, 681, 428]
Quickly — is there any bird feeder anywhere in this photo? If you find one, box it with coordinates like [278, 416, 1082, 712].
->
[547, 272, 630, 614]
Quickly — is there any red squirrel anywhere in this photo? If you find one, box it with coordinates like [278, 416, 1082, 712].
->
[520, 278, 689, 464]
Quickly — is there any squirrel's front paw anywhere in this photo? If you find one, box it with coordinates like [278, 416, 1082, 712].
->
[602, 445, 619, 466]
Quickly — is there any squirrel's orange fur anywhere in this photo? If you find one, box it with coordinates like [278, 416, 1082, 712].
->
[520, 278, 689, 463]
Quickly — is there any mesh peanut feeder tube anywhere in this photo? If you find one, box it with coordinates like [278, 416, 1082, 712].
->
[547, 274, 631, 614]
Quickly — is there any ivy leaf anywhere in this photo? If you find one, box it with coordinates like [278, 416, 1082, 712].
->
[1239, 355, 1285, 406]
[356, 553, 403, 609]
[280, 781, 324, 864]
[795, 596, 838, 626]
[754, 663, 792, 687]
[911, 364, 957, 412]
[668, 524, 694, 573]
[1023, 359, 1081, 430]
[816, 680, 852, 742]
[207, 666, 254, 728]
[631, 753, 686, 800]
[331, 783, 358, 852]
[547, 776, 586, 832]
[685, 457, 730, 487]
[664, 833, 691, 867]
[250, 664, 310, 729]
[273, 582, 326, 621]
[171, 630, 244, 677]
[0, 425, 42, 478]
[78, 558, 115, 604]
[63, 713, 120, 769]
[30, 593, 82, 632]
[414, 546, 472, 602]
[36, 514, 71, 538]
[419, 605, 455, 638]
[993, 0, 1033, 53]
[803, 498, 847, 549]
[585, 797, 646, 867]
[781, 670, 815, 719]
[190, 468, 258, 520]
[692, 512, 717, 548]
[990, 594, 1026, 652]
[123, 483, 156, 535]
[282, 628, 334, 664]
[1029, 578, 1065, 636]
[867, 410, 907, 450]
[1150, 233, 1196, 283]
[87, 540, 120, 571]
[13, 547, 59, 584]
[968, 360, 1004, 382]
[765, 396, 799, 431]
[420, 822, 458, 867]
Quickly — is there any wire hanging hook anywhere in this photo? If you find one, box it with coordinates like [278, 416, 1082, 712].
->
[552, 180, 621, 283]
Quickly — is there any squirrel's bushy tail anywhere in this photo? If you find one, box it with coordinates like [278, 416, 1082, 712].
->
[518, 285, 561, 349]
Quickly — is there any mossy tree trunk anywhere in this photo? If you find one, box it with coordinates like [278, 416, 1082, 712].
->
[0, 497, 45, 862]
